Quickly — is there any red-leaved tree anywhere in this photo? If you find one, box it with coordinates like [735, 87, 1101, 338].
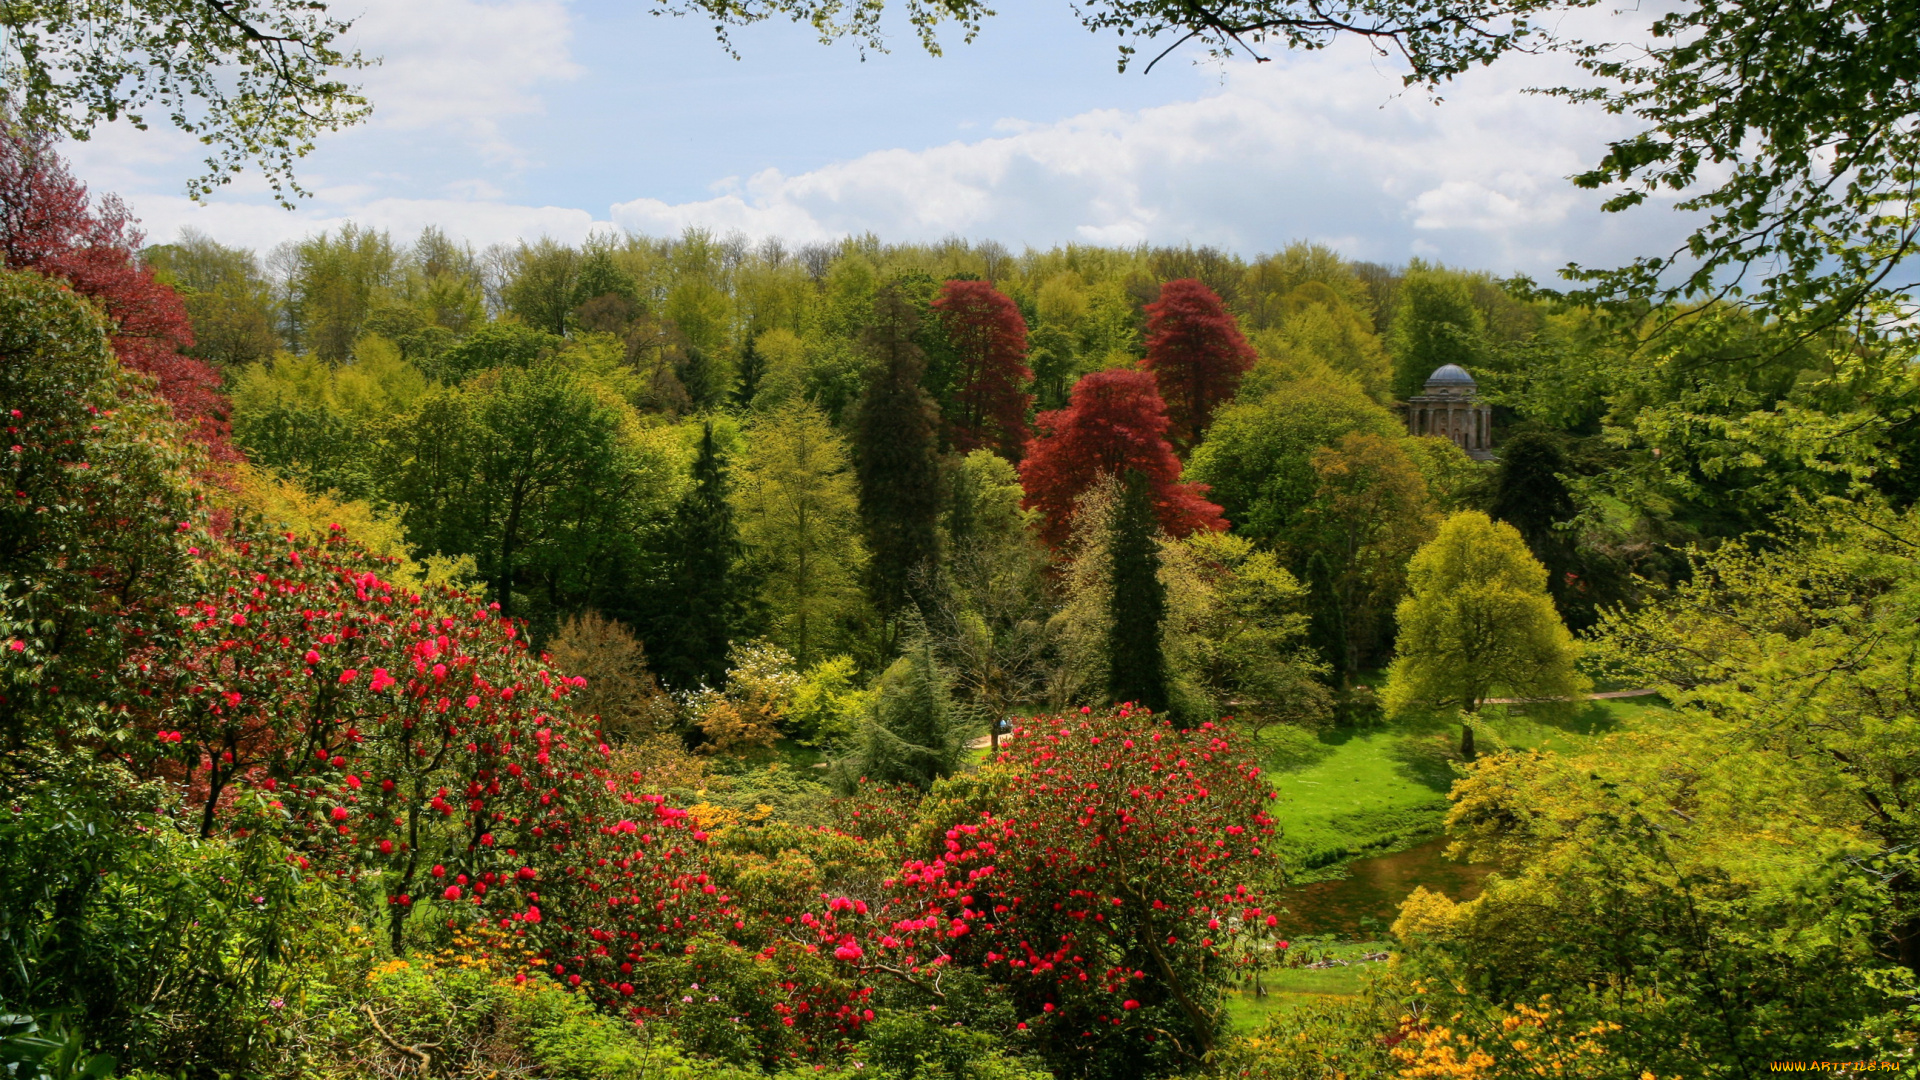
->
[0, 130, 234, 460]
[1019, 369, 1226, 548]
[932, 280, 1033, 459]
[1142, 279, 1256, 451]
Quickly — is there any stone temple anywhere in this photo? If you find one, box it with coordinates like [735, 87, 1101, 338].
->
[1399, 363, 1494, 461]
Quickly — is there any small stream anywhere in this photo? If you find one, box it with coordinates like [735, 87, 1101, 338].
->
[1273, 835, 1491, 940]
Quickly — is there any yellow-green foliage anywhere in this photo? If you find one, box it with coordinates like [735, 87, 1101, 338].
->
[225, 464, 477, 592]
[1383, 511, 1586, 714]
[1161, 530, 1331, 727]
[301, 929, 770, 1079]
[789, 655, 873, 746]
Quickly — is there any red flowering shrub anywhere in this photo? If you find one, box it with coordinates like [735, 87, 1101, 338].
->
[781, 707, 1281, 1077]
[1, 268, 206, 745]
[119, 520, 747, 994]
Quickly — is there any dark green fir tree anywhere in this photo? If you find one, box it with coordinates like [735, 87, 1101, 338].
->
[732, 333, 767, 408]
[854, 286, 944, 618]
[1107, 469, 1170, 714]
[678, 344, 727, 411]
[835, 627, 964, 791]
[651, 422, 741, 690]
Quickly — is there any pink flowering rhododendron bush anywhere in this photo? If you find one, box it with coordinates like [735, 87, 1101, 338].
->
[778, 707, 1284, 1078]
[122, 522, 733, 963]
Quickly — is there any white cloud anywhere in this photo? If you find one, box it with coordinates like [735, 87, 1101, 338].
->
[89, 6, 1694, 278]
[345, 0, 581, 165]
[128, 193, 610, 254]
[606, 40, 1667, 275]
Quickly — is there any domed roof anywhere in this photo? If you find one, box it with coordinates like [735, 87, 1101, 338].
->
[1425, 363, 1476, 387]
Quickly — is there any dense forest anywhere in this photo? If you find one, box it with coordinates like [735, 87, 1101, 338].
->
[4, 0, 1919, 1072]
[7, 122, 1919, 1078]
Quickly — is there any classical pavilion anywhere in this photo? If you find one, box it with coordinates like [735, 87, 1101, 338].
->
[1399, 363, 1494, 460]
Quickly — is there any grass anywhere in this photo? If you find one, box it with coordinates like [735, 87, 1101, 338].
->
[1220, 941, 1393, 1029]
[1258, 696, 1666, 876]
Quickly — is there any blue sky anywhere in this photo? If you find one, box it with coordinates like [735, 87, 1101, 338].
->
[68, 0, 1681, 278]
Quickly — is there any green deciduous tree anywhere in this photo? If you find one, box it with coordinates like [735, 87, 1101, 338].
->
[1389, 262, 1484, 399]
[1184, 376, 1402, 547]
[281, 224, 401, 363]
[1383, 511, 1586, 733]
[143, 229, 281, 368]
[1, 1, 368, 202]
[1300, 432, 1438, 684]
[503, 239, 582, 337]
[1589, 502, 1920, 977]
[934, 449, 1054, 746]
[385, 362, 649, 629]
[1161, 530, 1331, 732]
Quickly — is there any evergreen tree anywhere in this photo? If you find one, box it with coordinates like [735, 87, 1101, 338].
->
[1107, 469, 1170, 713]
[836, 627, 965, 790]
[652, 422, 741, 690]
[678, 344, 728, 411]
[854, 286, 944, 618]
[733, 333, 767, 408]
[1488, 431, 1585, 623]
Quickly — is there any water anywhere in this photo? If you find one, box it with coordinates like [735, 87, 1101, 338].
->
[1273, 835, 1491, 940]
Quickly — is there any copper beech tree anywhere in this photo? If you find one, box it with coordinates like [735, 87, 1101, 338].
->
[1142, 278, 1257, 451]
[0, 132, 234, 459]
[931, 279, 1034, 460]
[1019, 368, 1226, 549]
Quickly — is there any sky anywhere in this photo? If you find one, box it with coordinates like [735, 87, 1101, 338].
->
[65, 0, 1686, 279]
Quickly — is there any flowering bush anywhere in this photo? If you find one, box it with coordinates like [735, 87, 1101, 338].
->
[775, 707, 1282, 1078]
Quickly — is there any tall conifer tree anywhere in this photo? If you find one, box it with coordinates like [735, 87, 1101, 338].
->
[732, 334, 767, 408]
[854, 286, 943, 618]
[1107, 469, 1170, 713]
[652, 422, 740, 690]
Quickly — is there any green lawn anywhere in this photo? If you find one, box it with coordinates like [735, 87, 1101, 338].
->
[1220, 941, 1394, 1029]
[1258, 697, 1664, 875]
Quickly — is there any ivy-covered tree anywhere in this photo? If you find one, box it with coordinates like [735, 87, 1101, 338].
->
[1106, 470, 1171, 714]
[854, 287, 944, 619]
